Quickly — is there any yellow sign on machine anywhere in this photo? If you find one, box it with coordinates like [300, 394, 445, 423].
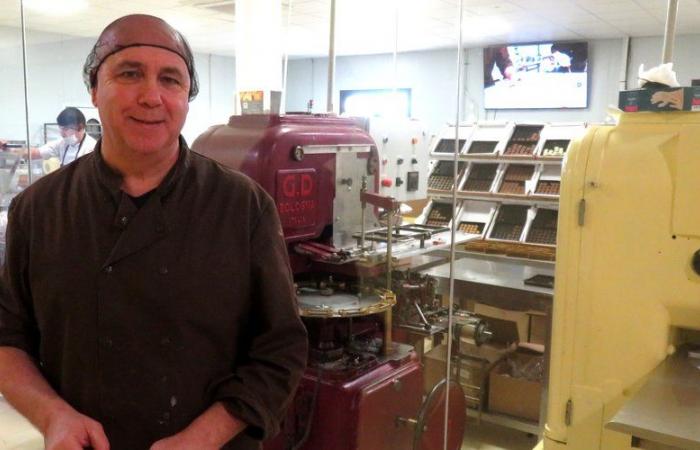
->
[542, 111, 700, 450]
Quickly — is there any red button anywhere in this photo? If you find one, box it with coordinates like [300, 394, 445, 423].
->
[381, 178, 393, 187]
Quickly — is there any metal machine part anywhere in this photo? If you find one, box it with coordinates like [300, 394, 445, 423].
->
[543, 111, 700, 450]
[411, 379, 467, 450]
[366, 117, 430, 202]
[192, 114, 379, 260]
[193, 115, 466, 450]
[453, 312, 494, 347]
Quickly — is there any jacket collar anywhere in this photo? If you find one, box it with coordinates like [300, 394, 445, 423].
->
[91, 136, 191, 205]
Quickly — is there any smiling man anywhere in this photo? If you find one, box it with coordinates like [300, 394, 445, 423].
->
[0, 14, 307, 450]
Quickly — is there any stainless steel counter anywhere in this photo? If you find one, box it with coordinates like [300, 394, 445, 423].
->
[607, 348, 700, 450]
[421, 252, 554, 312]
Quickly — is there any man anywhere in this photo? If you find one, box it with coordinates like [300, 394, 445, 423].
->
[0, 107, 96, 167]
[483, 46, 515, 88]
[39, 107, 97, 166]
[0, 14, 307, 450]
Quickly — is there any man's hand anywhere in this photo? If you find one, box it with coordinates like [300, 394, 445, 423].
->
[43, 406, 110, 450]
[149, 402, 246, 450]
[149, 429, 219, 450]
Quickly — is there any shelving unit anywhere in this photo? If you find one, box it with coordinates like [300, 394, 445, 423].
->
[418, 121, 585, 435]
[422, 121, 585, 251]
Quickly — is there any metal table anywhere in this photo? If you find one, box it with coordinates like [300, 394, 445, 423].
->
[421, 252, 555, 435]
[607, 348, 700, 450]
[421, 252, 554, 312]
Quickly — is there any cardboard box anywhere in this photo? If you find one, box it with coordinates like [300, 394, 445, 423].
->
[618, 86, 700, 112]
[422, 344, 485, 403]
[488, 346, 544, 422]
[527, 312, 547, 346]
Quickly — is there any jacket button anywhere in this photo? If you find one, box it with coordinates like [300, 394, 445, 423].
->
[159, 266, 168, 275]
[100, 337, 113, 348]
[105, 265, 113, 274]
[119, 216, 129, 226]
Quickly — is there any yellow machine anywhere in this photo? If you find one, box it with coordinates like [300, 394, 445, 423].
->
[542, 111, 700, 450]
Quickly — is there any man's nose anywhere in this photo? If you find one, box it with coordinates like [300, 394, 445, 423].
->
[137, 77, 164, 107]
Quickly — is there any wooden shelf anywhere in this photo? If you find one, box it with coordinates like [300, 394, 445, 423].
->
[427, 190, 559, 205]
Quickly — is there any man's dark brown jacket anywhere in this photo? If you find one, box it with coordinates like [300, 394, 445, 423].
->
[0, 140, 308, 449]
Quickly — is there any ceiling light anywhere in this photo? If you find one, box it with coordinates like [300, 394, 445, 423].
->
[23, 0, 88, 17]
[462, 17, 511, 38]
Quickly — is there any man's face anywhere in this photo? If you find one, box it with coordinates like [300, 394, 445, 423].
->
[91, 46, 190, 156]
[59, 126, 85, 141]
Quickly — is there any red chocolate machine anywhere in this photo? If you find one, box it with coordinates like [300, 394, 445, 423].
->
[193, 114, 482, 450]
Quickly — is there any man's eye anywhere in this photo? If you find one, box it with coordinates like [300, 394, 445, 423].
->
[162, 76, 181, 86]
[119, 70, 141, 79]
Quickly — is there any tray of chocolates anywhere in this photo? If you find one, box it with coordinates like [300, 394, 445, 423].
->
[458, 221, 485, 235]
[540, 139, 570, 158]
[535, 180, 560, 195]
[526, 208, 558, 246]
[503, 125, 543, 156]
[461, 163, 498, 192]
[433, 138, 466, 154]
[489, 204, 529, 241]
[533, 164, 561, 197]
[466, 140, 498, 155]
[428, 161, 466, 191]
[498, 164, 535, 195]
[425, 202, 453, 227]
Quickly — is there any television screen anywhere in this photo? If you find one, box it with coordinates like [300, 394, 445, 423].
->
[483, 41, 588, 109]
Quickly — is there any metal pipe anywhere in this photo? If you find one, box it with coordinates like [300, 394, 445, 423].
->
[619, 36, 630, 91]
[445, 0, 465, 447]
[326, 0, 336, 112]
[360, 176, 367, 251]
[662, 0, 679, 64]
[281, 0, 294, 114]
[20, 0, 33, 184]
[384, 306, 392, 355]
[383, 206, 394, 356]
[386, 207, 393, 291]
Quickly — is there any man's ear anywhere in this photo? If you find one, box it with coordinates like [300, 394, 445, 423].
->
[90, 86, 98, 107]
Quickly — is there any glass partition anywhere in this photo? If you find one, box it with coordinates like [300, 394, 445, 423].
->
[0, 0, 28, 267]
[0, 0, 539, 449]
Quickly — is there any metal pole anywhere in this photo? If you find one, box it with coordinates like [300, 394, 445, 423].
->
[445, 0, 465, 448]
[386, 208, 393, 291]
[662, 0, 679, 63]
[360, 177, 367, 251]
[326, 0, 336, 112]
[384, 207, 394, 355]
[20, 0, 33, 184]
[281, 0, 294, 114]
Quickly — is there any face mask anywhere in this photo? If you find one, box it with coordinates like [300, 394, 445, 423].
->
[64, 134, 79, 146]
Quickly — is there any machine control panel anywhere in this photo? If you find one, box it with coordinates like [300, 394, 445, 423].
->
[368, 118, 429, 202]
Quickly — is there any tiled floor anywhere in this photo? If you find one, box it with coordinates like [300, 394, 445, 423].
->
[462, 421, 539, 450]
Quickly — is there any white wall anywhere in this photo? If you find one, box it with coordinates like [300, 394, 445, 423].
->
[0, 27, 237, 145]
[285, 49, 460, 136]
[628, 34, 700, 87]
[284, 35, 700, 136]
[285, 39, 628, 137]
[5, 29, 700, 147]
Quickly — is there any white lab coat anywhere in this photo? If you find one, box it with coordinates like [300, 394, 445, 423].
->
[39, 134, 97, 166]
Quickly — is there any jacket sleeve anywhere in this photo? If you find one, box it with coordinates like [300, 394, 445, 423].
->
[0, 197, 39, 356]
[207, 193, 308, 440]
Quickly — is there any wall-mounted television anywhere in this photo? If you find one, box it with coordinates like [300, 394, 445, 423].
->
[483, 41, 588, 109]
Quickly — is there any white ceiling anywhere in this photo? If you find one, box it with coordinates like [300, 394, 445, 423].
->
[0, 0, 698, 57]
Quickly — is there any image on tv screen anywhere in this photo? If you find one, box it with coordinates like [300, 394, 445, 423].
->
[483, 41, 588, 109]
